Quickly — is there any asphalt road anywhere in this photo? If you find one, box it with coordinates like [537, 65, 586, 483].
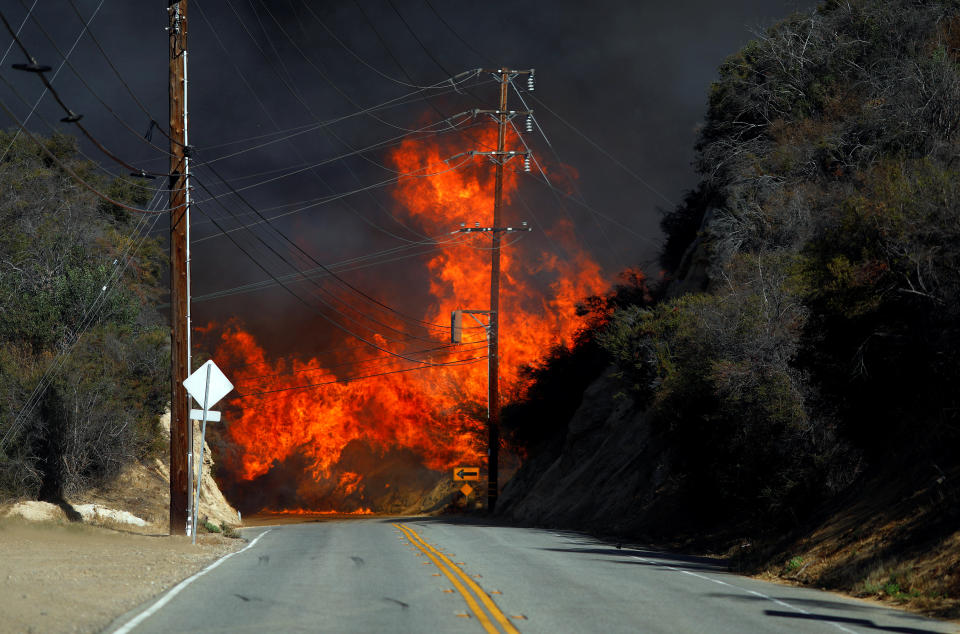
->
[107, 518, 959, 633]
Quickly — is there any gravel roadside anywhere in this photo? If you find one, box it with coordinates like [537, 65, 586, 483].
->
[0, 517, 242, 634]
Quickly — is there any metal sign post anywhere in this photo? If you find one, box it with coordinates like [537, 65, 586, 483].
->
[191, 364, 211, 544]
[182, 360, 233, 544]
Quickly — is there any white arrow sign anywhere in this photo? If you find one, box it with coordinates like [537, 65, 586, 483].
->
[182, 360, 233, 408]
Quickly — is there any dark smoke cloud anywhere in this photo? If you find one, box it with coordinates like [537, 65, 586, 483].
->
[1, 0, 816, 358]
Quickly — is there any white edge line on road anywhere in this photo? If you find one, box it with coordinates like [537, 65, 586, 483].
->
[631, 553, 858, 634]
[112, 529, 273, 634]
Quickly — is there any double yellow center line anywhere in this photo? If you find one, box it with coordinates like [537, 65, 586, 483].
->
[394, 523, 520, 634]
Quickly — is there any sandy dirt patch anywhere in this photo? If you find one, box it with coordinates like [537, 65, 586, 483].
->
[0, 517, 241, 634]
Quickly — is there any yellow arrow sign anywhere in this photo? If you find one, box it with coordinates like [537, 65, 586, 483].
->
[453, 467, 480, 481]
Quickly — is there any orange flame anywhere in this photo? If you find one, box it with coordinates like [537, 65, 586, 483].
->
[211, 123, 608, 509]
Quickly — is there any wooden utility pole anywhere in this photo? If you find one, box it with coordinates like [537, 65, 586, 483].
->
[454, 68, 534, 513]
[487, 71, 508, 513]
[168, 0, 189, 536]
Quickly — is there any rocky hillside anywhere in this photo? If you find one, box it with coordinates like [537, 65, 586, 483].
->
[497, 0, 960, 614]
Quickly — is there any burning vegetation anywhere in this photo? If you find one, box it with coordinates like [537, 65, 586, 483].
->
[207, 125, 607, 514]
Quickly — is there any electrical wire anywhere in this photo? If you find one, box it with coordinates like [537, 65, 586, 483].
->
[191, 178, 443, 345]
[515, 152, 660, 247]
[0, 9, 168, 178]
[378, 0, 491, 119]
[236, 342, 488, 385]
[421, 0, 495, 65]
[196, 1, 475, 244]
[14, 0, 176, 161]
[186, 239, 463, 304]
[63, 0, 180, 148]
[507, 114, 616, 258]
[420, 4, 671, 254]
[1, 0, 101, 164]
[0, 0, 37, 67]
[189, 151, 480, 244]
[382, 0, 454, 89]
[233, 0, 472, 137]
[235, 354, 488, 401]
[192, 82, 480, 158]
[527, 92, 674, 206]
[0, 74, 179, 195]
[188, 113, 478, 203]
[246, 0, 489, 202]
[0, 96, 175, 214]
[192, 6, 487, 163]
[295, 0, 472, 90]
[198, 158, 477, 333]
[191, 191, 457, 359]
[0, 187, 166, 452]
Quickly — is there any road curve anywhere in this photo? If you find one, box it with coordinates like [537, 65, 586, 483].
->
[106, 517, 958, 633]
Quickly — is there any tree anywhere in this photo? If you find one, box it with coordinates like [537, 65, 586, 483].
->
[0, 131, 167, 500]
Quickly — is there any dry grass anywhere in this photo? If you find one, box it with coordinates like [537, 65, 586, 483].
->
[753, 465, 960, 619]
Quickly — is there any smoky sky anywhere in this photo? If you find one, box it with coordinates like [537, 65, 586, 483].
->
[1, 0, 816, 359]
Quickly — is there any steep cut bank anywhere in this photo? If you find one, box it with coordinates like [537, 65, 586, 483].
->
[4, 409, 239, 532]
[497, 370, 671, 535]
[496, 0, 960, 616]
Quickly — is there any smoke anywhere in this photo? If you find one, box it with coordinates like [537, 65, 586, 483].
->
[1, 0, 817, 511]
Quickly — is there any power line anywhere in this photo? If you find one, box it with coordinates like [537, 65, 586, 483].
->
[383, 0, 453, 86]
[506, 115, 617, 259]
[417, 4, 671, 253]
[190, 177, 441, 345]
[0, 96, 174, 214]
[191, 83, 481, 159]
[0, 74, 179, 194]
[295, 0, 468, 90]
[197, 0, 477, 244]
[421, 0, 495, 65]
[515, 157, 660, 247]
[236, 341, 488, 385]
[63, 0, 180, 149]
[199, 158, 471, 333]
[527, 93, 674, 206]
[188, 112, 479, 204]
[186, 239, 462, 304]
[1, 0, 102, 163]
[188, 151, 480, 244]
[0, 8, 168, 178]
[14, 0, 175, 161]
[191, 191, 457, 360]
[0, 187, 166, 452]
[235, 354, 488, 400]
[235, 0, 472, 137]
[0, 0, 37, 67]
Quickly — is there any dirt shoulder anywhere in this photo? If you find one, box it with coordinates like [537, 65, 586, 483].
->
[740, 463, 960, 621]
[0, 517, 241, 634]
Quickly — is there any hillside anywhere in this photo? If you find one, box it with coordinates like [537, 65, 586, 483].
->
[0, 131, 169, 506]
[497, 0, 960, 616]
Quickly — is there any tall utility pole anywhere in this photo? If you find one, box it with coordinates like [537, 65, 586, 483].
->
[168, 0, 189, 536]
[454, 68, 534, 512]
[487, 70, 508, 513]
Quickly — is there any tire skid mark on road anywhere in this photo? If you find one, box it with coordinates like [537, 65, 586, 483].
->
[629, 553, 857, 634]
[394, 523, 520, 634]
